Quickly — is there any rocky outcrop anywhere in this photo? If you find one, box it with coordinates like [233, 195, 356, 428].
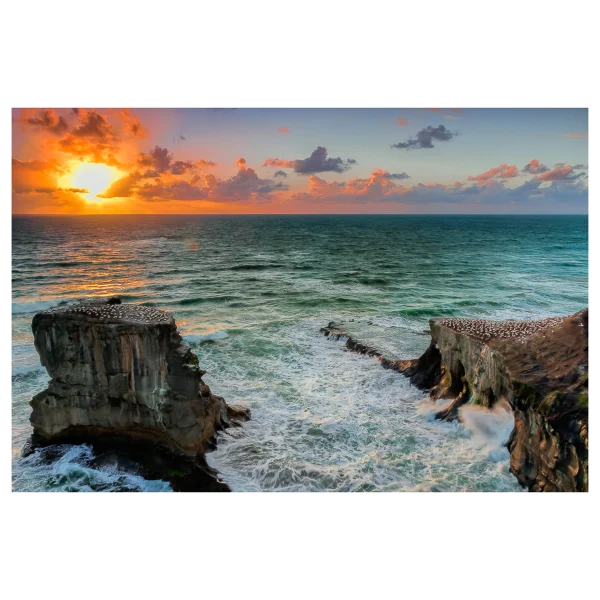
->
[29, 301, 249, 490]
[321, 310, 588, 492]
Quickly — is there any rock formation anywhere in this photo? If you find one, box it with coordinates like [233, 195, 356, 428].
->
[321, 309, 588, 492]
[29, 301, 249, 491]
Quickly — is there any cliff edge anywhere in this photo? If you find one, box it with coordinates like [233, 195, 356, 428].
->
[29, 301, 249, 490]
[322, 309, 588, 492]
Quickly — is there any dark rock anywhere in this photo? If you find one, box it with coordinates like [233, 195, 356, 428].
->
[28, 302, 250, 491]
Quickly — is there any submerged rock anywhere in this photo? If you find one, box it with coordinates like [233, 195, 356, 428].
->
[29, 301, 249, 491]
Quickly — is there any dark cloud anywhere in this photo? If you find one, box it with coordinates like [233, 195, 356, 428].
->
[25, 110, 69, 135]
[522, 159, 549, 174]
[71, 111, 115, 140]
[180, 135, 186, 140]
[138, 146, 173, 173]
[294, 146, 356, 173]
[392, 125, 457, 149]
[382, 172, 410, 180]
[170, 160, 194, 175]
[60, 187, 89, 194]
[273, 170, 288, 178]
[263, 146, 357, 174]
[97, 172, 143, 198]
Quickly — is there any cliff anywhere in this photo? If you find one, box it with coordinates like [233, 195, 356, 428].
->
[321, 309, 588, 492]
[29, 301, 249, 490]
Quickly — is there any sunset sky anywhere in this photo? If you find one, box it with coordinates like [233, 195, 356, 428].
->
[12, 108, 588, 214]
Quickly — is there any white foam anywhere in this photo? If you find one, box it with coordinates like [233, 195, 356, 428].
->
[205, 319, 523, 492]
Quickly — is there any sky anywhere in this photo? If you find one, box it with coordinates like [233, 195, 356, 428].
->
[12, 108, 588, 214]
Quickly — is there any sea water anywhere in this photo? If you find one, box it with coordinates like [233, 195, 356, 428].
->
[11, 215, 588, 492]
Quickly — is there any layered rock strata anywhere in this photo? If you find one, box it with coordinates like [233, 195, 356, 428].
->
[29, 301, 249, 490]
[321, 309, 588, 492]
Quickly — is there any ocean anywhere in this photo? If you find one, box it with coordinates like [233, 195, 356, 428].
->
[11, 214, 588, 492]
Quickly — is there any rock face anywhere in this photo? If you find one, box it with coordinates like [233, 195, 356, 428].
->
[321, 309, 588, 492]
[405, 310, 588, 492]
[30, 302, 249, 488]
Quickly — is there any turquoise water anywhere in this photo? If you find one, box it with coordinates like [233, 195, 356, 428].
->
[12, 215, 588, 491]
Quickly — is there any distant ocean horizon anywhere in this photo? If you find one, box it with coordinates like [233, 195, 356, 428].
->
[12, 214, 588, 491]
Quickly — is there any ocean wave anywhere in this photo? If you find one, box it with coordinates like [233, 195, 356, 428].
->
[12, 364, 45, 377]
[184, 330, 229, 344]
[12, 299, 73, 315]
[228, 263, 284, 271]
[13, 444, 172, 492]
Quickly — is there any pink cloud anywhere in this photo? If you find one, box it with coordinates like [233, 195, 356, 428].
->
[534, 164, 574, 181]
[262, 157, 296, 168]
[468, 163, 519, 182]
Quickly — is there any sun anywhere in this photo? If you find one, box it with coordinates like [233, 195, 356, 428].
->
[66, 162, 121, 201]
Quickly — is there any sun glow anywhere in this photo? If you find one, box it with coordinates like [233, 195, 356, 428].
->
[65, 162, 121, 201]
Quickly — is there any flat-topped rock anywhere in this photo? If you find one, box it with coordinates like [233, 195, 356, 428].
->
[35, 302, 174, 325]
[29, 301, 249, 490]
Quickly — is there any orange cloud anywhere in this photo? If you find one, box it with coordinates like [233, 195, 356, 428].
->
[262, 157, 296, 168]
[534, 164, 574, 181]
[395, 117, 407, 126]
[452, 109, 464, 114]
[277, 127, 290, 134]
[565, 133, 588, 138]
[468, 163, 519, 182]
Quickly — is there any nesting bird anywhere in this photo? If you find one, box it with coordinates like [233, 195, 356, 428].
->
[42, 302, 173, 325]
[439, 315, 565, 342]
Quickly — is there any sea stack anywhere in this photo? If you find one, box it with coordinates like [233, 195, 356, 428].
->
[29, 301, 249, 488]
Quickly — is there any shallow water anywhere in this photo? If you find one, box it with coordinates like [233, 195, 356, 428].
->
[12, 215, 588, 491]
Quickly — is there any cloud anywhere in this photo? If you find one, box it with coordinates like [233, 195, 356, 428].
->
[522, 159, 550, 175]
[383, 172, 410, 180]
[468, 163, 519, 182]
[444, 115, 459, 120]
[70, 110, 116, 140]
[196, 159, 217, 168]
[452, 109, 464, 114]
[277, 127, 290, 134]
[60, 187, 89, 194]
[395, 117, 407, 126]
[170, 160, 194, 175]
[12, 158, 67, 193]
[392, 125, 457, 149]
[428, 108, 441, 112]
[273, 170, 288, 178]
[24, 109, 68, 135]
[180, 135, 187, 140]
[565, 133, 588, 138]
[138, 146, 173, 173]
[534, 164, 578, 181]
[262, 146, 357, 174]
[97, 172, 143, 198]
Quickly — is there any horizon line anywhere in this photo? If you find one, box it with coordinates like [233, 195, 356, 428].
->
[11, 212, 589, 217]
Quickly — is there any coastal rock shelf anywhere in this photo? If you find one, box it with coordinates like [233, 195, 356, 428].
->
[322, 309, 588, 492]
[29, 301, 249, 490]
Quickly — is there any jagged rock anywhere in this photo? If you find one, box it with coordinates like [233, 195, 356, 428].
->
[29, 301, 249, 490]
